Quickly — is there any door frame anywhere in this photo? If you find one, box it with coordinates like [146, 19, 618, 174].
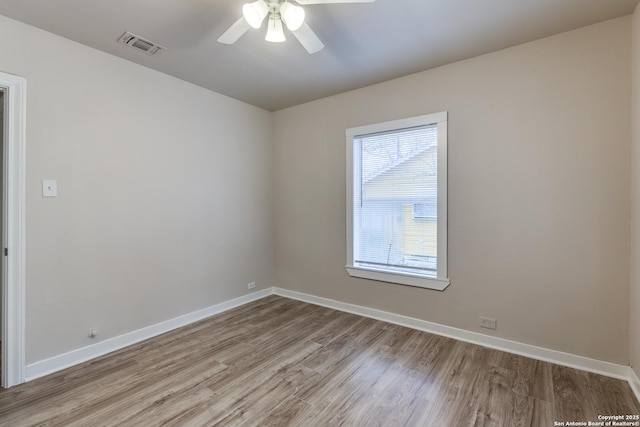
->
[0, 71, 26, 388]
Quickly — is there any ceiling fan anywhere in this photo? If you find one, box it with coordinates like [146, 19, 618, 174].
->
[217, 0, 375, 54]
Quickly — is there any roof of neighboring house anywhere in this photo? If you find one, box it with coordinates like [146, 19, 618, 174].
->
[363, 146, 438, 201]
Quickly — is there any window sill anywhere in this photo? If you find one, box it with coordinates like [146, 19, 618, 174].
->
[345, 265, 450, 291]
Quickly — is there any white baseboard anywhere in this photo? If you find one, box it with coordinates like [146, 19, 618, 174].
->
[630, 368, 640, 403]
[273, 287, 637, 385]
[25, 288, 272, 381]
[23, 285, 640, 403]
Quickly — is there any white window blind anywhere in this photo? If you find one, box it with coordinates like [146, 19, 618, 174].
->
[353, 125, 438, 275]
[346, 112, 448, 290]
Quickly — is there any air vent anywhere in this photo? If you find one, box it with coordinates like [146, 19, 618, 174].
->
[117, 32, 165, 55]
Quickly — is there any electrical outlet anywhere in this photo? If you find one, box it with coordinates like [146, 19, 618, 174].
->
[248, 282, 256, 290]
[479, 317, 497, 330]
[88, 329, 98, 339]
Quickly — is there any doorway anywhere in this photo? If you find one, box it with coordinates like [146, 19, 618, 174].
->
[0, 71, 26, 388]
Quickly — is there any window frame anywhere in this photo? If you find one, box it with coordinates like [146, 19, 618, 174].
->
[345, 112, 450, 291]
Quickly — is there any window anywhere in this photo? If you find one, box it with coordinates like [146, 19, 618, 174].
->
[346, 112, 449, 290]
[413, 202, 437, 220]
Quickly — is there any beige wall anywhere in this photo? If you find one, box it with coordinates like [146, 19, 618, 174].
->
[631, 3, 640, 377]
[0, 16, 273, 364]
[0, 91, 3, 335]
[0, 10, 634, 370]
[274, 17, 632, 364]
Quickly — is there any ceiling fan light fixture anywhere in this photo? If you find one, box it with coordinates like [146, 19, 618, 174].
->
[280, 2, 305, 31]
[220, 0, 376, 54]
[242, 1, 269, 29]
[265, 14, 286, 42]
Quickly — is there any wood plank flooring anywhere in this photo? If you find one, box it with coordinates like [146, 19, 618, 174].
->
[0, 295, 637, 426]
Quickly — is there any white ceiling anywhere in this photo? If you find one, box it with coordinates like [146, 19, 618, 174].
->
[0, 0, 638, 111]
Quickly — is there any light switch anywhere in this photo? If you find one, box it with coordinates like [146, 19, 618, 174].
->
[42, 179, 58, 197]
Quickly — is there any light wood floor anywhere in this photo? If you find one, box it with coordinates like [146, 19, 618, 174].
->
[0, 296, 638, 426]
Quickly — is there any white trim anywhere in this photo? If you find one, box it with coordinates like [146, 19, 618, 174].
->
[346, 133, 355, 280]
[25, 288, 272, 381]
[436, 117, 448, 279]
[630, 368, 640, 404]
[20, 285, 640, 402]
[345, 112, 449, 291]
[345, 111, 448, 138]
[0, 72, 26, 388]
[345, 265, 450, 290]
[272, 287, 635, 383]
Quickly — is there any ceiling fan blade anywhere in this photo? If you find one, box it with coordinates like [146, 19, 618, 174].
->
[295, 0, 374, 4]
[292, 22, 324, 54]
[217, 17, 250, 44]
